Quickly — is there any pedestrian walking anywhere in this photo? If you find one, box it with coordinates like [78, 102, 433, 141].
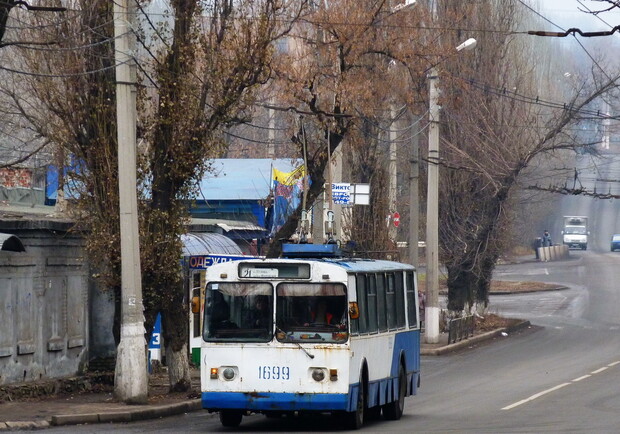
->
[542, 230, 552, 247]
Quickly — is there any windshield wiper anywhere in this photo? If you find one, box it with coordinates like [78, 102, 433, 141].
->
[276, 326, 314, 359]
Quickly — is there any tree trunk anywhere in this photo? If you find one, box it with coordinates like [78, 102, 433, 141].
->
[162, 307, 192, 392]
[475, 251, 497, 308]
[446, 264, 473, 312]
[0, 3, 14, 44]
[165, 342, 191, 392]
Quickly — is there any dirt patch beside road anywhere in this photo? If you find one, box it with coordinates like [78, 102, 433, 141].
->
[475, 313, 524, 332]
[488, 280, 565, 293]
[418, 279, 565, 294]
[418, 279, 564, 336]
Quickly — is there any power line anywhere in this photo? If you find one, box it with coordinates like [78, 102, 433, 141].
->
[527, 25, 620, 38]
[454, 75, 620, 120]
[224, 129, 292, 146]
[5, 18, 116, 52]
[575, 0, 616, 29]
[0, 57, 125, 78]
[515, 0, 615, 80]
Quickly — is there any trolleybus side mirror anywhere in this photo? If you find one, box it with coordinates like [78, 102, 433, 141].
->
[191, 296, 200, 314]
[349, 302, 360, 319]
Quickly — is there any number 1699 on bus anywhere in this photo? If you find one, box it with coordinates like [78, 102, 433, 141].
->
[258, 365, 290, 380]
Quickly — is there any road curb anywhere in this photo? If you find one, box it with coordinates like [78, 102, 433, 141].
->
[50, 399, 202, 426]
[489, 286, 569, 295]
[1, 421, 50, 431]
[421, 320, 532, 356]
[439, 285, 569, 297]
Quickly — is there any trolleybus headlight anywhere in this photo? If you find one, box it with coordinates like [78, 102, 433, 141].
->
[223, 367, 236, 380]
[312, 368, 325, 382]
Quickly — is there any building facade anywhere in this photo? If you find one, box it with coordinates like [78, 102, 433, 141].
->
[0, 211, 91, 385]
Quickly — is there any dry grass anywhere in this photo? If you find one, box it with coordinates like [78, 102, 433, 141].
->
[474, 313, 522, 332]
[418, 279, 561, 294]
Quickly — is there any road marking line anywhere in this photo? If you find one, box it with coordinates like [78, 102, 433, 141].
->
[501, 383, 571, 411]
[572, 375, 591, 382]
[502, 362, 620, 411]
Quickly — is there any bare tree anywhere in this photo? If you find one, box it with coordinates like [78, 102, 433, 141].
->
[265, 0, 431, 257]
[2, 0, 303, 392]
[0, 1, 66, 48]
[433, 0, 620, 312]
[138, 0, 301, 390]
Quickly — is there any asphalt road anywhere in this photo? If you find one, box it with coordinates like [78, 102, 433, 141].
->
[42, 249, 620, 433]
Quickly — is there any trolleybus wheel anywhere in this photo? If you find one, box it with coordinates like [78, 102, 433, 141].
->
[366, 405, 381, 420]
[346, 378, 366, 429]
[219, 410, 243, 427]
[383, 364, 406, 420]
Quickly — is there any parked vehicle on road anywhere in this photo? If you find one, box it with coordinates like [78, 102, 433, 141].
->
[611, 234, 620, 251]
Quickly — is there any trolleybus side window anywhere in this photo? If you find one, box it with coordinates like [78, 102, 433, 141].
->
[395, 272, 406, 328]
[367, 275, 379, 333]
[355, 274, 368, 334]
[406, 271, 418, 328]
[386, 273, 397, 330]
[376, 273, 388, 332]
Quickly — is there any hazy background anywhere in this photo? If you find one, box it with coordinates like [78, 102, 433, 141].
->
[539, 0, 620, 30]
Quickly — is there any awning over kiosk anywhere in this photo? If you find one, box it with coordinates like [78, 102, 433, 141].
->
[0, 233, 25, 252]
[181, 232, 243, 256]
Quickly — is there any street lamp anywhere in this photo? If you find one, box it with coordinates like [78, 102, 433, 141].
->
[393, 0, 417, 13]
[425, 38, 477, 344]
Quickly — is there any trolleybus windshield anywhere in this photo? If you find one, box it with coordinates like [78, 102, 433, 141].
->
[204, 282, 273, 342]
[275, 282, 348, 344]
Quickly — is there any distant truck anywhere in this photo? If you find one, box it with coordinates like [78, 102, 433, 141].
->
[562, 216, 589, 250]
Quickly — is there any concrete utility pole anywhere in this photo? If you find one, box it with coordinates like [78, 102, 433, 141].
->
[113, 0, 148, 404]
[268, 98, 275, 158]
[425, 38, 477, 344]
[425, 67, 440, 344]
[408, 116, 420, 268]
[389, 105, 398, 241]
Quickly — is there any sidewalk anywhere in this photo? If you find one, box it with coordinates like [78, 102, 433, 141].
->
[0, 321, 531, 431]
[420, 319, 531, 356]
[0, 369, 205, 431]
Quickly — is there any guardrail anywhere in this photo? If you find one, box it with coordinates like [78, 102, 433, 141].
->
[447, 315, 475, 344]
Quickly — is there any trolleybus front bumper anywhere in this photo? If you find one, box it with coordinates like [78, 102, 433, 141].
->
[202, 391, 350, 412]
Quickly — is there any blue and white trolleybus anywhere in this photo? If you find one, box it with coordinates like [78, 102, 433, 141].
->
[198, 244, 421, 429]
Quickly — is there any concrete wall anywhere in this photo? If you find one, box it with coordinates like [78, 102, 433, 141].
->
[88, 282, 116, 364]
[537, 245, 569, 262]
[0, 218, 91, 385]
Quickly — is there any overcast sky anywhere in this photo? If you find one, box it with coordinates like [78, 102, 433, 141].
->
[538, 0, 620, 30]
